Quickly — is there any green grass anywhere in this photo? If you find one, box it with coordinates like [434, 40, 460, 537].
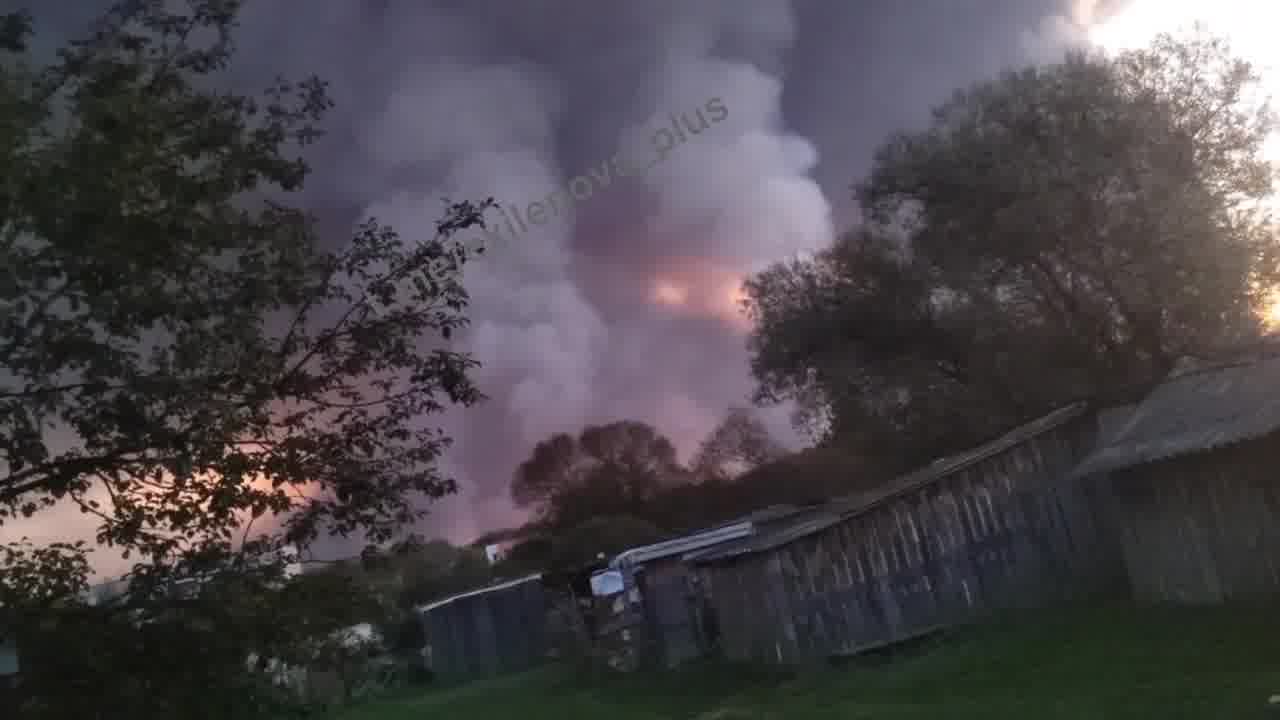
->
[338, 604, 1280, 720]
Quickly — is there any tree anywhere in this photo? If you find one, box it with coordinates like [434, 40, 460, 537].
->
[510, 432, 580, 510]
[0, 3, 489, 716]
[746, 29, 1279, 461]
[747, 226, 1043, 460]
[690, 406, 788, 482]
[510, 420, 685, 528]
[540, 515, 666, 572]
[391, 539, 493, 608]
[13, 554, 387, 719]
[494, 535, 555, 576]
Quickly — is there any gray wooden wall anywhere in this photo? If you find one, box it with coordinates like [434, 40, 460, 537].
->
[634, 558, 711, 669]
[423, 579, 549, 680]
[698, 411, 1125, 664]
[1109, 436, 1280, 604]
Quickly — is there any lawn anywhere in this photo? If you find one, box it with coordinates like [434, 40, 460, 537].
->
[337, 604, 1280, 720]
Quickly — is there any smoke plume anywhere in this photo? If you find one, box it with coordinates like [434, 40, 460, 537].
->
[5, 0, 1084, 554]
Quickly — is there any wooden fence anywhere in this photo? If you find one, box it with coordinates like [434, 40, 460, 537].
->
[695, 405, 1127, 664]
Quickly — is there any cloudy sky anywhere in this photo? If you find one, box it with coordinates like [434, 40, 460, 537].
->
[9, 0, 1152, 559]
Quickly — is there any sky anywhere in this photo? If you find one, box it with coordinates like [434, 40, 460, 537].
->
[9, 0, 1235, 566]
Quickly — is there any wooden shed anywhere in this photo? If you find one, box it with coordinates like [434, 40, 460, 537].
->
[604, 509, 800, 669]
[688, 402, 1126, 664]
[1072, 342, 1280, 604]
[416, 573, 549, 681]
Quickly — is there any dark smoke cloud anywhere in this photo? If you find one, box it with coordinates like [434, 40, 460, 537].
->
[5, 0, 1098, 557]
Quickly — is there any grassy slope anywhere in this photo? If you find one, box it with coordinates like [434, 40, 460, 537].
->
[340, 605, 1280, 720]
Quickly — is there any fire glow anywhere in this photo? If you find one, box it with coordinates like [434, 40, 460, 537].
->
[648, 261, 750, 331]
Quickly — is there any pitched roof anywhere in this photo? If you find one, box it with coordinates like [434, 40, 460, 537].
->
[1072, 342, 1280, 478]
[682, 503, 849, 563]
[607, 505, 808, 569]
[690, 402, 1091, 564]
[608, 521, 758, 569]
[847, 402, 1090, 509]
[415, 573, 544, 613]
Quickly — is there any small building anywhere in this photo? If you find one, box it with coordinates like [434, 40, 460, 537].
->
[416, 573, 549, 682]
[602, 506, 805, 669]
[1072, 343, 1280, 604]
[689, 402, 1126, 664]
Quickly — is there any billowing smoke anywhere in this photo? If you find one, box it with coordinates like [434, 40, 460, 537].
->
[355, 48, 608, 538]
[293, 0, 841, 539]
[6, 0, 1084, 551]
[1019, 0, 1126, 59]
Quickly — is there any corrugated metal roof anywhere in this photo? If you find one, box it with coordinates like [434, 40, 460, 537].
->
[606, 505, 806, 569]
[683, 505, 846, 563]
[1072, 346, 1280, 478]
[690, 402, 1091, 564]
[742, 504, 803, 523]
[415, 573, 544, 613]
[1096, 403, 1139, 446]
[609, 522, 755, 569]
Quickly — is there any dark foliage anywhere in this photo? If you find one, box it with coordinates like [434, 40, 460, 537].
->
[746, 30, 1278, 462]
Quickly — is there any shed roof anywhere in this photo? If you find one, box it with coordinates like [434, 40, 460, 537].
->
[857, 402, 1089, 503]
[690, 402, 1091, 564]
[605, 505, 806, 569]
[683, 503, 850, 563]
[608, 521, 755, 569]
[1072, 342, 1280, 478]
[415, 573, 544, 613]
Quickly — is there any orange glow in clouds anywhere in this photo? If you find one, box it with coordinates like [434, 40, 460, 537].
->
[648, 260, 751, 331]
[723, 282, 749, 314]
[652, 280, 689, 307]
